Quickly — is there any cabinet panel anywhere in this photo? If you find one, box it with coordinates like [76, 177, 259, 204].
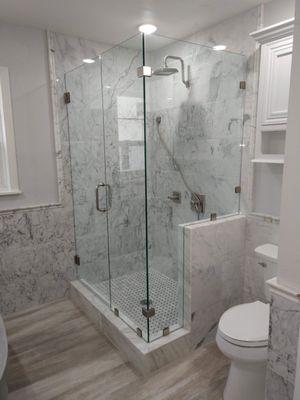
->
[261, 36, 293, 126]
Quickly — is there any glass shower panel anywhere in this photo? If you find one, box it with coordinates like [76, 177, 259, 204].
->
[144, 35, 246, 341]
[66, 60, 110, 303]
[101, 35, 150, 341]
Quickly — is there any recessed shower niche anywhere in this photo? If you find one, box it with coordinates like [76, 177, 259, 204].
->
[66, 32, 246, 371]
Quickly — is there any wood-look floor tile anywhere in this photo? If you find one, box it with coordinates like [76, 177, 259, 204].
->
[5, 299, 229, 400]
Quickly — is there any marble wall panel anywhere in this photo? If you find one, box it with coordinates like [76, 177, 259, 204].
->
[146, 44, 247, 284]
[184, 215, 246, 348]
[266, 292, 300, 399]
[243, 214, 280, 302]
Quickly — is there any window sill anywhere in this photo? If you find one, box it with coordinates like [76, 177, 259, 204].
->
[0, 189, 22, 196]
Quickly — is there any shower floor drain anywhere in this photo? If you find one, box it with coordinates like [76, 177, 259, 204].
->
[89, 268, 180, 339]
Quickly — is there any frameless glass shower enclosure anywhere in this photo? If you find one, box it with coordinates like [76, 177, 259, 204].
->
[66, 33, 246, 343]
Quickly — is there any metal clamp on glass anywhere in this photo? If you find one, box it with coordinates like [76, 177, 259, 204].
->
[142, 306, 155, 318]
[96, 182, 112, 212]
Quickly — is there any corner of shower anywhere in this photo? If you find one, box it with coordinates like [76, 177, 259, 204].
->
[65, 31, 188, 349]
[65, 29, 245, 372]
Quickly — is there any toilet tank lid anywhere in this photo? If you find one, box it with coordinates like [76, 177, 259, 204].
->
[255, 244, 278, 263]
[218, 301, 270, 344]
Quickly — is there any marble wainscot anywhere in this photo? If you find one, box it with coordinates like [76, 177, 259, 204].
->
[243, 214, 279, 302]
[70, 281, 191, 376]
[265, 280, 300, 400]
[183, 214, 246, 348]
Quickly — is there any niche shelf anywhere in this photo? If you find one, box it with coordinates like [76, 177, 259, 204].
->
[250, 19, 294, 217]
[252, 158, 284, 164]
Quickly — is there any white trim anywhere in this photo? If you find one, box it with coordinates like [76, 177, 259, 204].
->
[267, 277, 300, 303]
[47, 31, 64, 206]
[0, 66, 20, 194]
[0, 189, 22, 196]
[250, 18, 294, 44]
[249, 212, 280, 223]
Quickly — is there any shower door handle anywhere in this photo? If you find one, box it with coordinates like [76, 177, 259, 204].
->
[96, 183, 112, 212]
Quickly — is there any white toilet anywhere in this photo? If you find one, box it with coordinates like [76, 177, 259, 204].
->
[216, 244, 278, 400]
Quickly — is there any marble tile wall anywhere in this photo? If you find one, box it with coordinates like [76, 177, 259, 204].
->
[66, 38, 147, 285]
[266, 292, 300, 400]
[184, 215, 246, 348]
[244, 214, 280, 302]
[100, 43, 147, 280]
[145, 31, 248, 283]
[0, 31, 107, 315]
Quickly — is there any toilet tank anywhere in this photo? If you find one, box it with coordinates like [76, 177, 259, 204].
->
[254, 244, 278, 302]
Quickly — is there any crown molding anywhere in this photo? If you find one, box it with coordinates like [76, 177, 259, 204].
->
[250, 18, 294, 44]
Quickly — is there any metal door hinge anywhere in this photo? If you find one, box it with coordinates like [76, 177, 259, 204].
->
[235, 186, 241, 194]
[74, 255, 80, 265]
[137, 66, 152, 78]
[163, 327, 170, 336]
[239, 81, 246, 90]
[64, 92, 71, 104]
[142, 306, 155, 318]
[210, 213, 217, 221]
[114, 308, 119, 317]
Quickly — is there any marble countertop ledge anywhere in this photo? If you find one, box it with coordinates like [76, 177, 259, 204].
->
[267, 277, 300, 303]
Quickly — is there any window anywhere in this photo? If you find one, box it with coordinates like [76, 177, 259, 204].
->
[0, 66, 20, 195]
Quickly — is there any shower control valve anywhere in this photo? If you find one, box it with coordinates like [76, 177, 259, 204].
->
[168, 191, 181, 203]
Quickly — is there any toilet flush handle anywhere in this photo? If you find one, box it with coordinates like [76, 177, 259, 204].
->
[258, 261, 267, 268]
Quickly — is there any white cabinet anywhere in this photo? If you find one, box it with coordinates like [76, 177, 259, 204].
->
[250, 19, 294, 217]
[260, 36, 292, 127]
[251, 19, 294, 164]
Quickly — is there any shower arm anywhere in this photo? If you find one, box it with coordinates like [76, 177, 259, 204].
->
[164, 55, 190, 88]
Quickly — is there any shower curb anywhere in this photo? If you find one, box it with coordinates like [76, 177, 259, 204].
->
[70, 280, 191, 376]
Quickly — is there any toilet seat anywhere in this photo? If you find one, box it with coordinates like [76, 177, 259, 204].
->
[217, 301, 270, 348]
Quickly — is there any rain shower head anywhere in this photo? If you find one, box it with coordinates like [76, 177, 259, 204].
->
[153, 67, 179, 76]
[153, 55, 190, 88]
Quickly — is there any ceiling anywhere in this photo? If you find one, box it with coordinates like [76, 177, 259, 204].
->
[0, 0, 270, 46]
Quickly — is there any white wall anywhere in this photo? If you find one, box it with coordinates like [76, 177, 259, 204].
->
[0, 22, 59, 209]
[263, 0, 295, 27]
[277, 0, 300, 291]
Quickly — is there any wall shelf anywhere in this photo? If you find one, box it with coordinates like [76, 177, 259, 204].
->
[252, 158, 284, 164]
[250, 19, 293, 217]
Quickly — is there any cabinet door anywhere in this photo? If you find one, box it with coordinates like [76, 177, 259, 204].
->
[260, 36, 293, 126]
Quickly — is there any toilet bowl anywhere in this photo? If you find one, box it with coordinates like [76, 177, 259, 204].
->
[216, 301, 270, 400]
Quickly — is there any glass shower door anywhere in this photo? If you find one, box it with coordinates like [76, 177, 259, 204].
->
[66, 59, 111, 305]
[101, 35, 150, 341]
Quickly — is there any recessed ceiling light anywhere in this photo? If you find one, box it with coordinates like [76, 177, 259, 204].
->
[138, 24, 157, 35]
[213, 45, 227, 51]
[83, 58, 95, 64]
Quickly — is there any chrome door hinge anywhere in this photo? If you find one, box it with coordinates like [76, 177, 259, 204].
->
[74, 255, 80, 265]
[210, 213, 217, 221]
[235, 186, 241, 194]
[137, 66, 152, 78]
[239, 81, 246, 90]
[163, 327, 170, 336]
[114, 308, 119, 317]
[64, 92, 71, 104]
